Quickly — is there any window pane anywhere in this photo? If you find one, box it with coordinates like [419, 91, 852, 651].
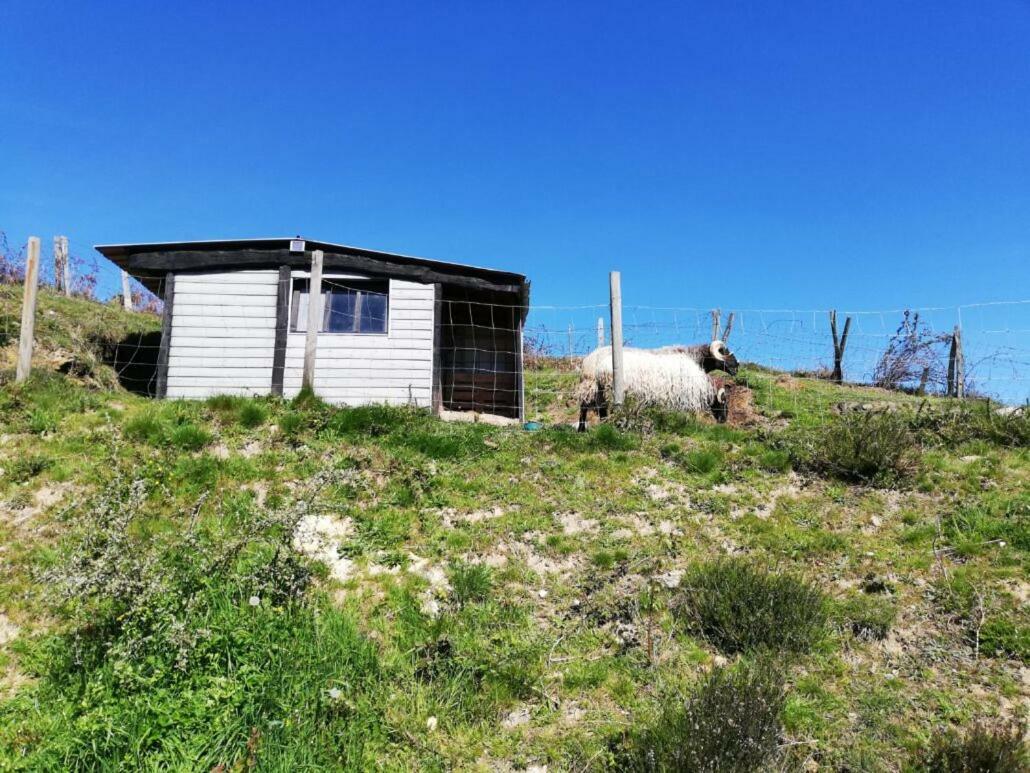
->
[293, 288, 309, 332]
[359, 291, 388, 333]
[325, 287, 357, 332]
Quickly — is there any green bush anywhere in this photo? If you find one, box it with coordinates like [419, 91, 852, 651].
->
[835, 594, 896, 641]
[237, 401, 267, 428]
[615, 662, 785, 772]
[325, 404, 415, 437]
[168, 422, 212, 451]
[918, 721, 1028, 773]
[123, 410, 166, 444]
[662, 444, 723, 475]
[0, 477, 387, 769]
[6, 454, 52, 483]
[909, 401, 1030, 448]
[27, 407, 59, 435]
[591, 423, 638, 451]
[784, 411, 920, 485]
[450, 562, 493, 606]
[674, 558, 827, 655]
[278, 411, 304, 438]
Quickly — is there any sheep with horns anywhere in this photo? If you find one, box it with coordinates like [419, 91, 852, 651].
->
[575, 339, 738, 431]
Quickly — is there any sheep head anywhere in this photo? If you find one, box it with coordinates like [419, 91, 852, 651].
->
[712, 386, 729, 423]
[705, 340, 739, 375]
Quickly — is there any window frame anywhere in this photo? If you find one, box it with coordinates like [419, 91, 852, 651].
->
[288, 273, 390, 336]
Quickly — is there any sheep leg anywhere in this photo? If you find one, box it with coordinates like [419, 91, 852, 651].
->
[578, 403, 589, 432]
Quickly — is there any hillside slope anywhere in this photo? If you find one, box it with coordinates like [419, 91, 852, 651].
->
[0, 293, 1026, 770]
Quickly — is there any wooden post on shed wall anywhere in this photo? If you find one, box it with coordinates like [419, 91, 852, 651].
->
[155, 272, 175, 398]
[302, 249, 324, 391]
[431, 283, 443, 414]
[271, 265, 291, 396]
[15, 237, 41, 383]
[121, 271, 133, 311]
[609, 271, 625, 406]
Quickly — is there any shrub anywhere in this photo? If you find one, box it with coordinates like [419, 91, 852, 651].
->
[205, 394, 240, 414]
[27, 407, 59, 435]
[237, 401, 267, 428]
[918, 721, 1028, 773]
[784, 411, 920, 485]
[450, 562, 493, 606]
[123, 410, 165, 444]
[325, 404, 414, 437]
[168, 422, 212, 451]
[615, 662, 785, 772]
[835, 595, 896, 641]
[6, 454, 52, 483]
[4, 474, 389, 769]
[908, 401, 1030, 448]
[591, 423, 638, 451]
[674, 558, 827, 655]
[278, 411, 304, 439]
[662, 443, 723, 475]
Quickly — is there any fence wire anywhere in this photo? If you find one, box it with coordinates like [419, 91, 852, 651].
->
[2, 234, 1029, 420]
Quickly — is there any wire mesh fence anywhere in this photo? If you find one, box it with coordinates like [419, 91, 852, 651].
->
[2, 232, 1029, 422]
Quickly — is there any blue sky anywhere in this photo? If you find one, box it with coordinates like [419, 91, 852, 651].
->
[2, 1, 1029, 316]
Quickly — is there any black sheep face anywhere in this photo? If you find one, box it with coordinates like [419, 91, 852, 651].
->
[704, 340, 739, 376]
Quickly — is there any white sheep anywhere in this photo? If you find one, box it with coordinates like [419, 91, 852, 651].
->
[576, 346, 727, 430]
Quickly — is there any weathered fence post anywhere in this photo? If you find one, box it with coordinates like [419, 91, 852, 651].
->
[721, 311, 734, 342]
[610, 271, 625, 406]
[829, 309, 852, 384]
[302, 249, 324, 391]
[121, 270, 133, 311]
[53, 236, 70, 295]
[567, 323, 574, 359]
[16, 237, 41, 383]
[597, 317, 605, 348]
[947, 326, 965, 398]
[710, 309, 734, 342]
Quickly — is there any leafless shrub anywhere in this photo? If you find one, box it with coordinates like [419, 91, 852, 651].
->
[873, 311, 952, 393]
[0, 231, 26, 284]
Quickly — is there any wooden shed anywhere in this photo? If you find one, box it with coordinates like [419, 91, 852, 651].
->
[95, 238, 531, 419]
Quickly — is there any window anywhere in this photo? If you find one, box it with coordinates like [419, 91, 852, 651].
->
[290, 278, 389, 334]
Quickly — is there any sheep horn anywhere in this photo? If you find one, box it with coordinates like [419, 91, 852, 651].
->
[710, 340, 726, 361]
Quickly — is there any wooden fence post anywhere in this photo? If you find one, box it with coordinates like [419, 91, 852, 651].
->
[121, 270, 133, 311]
[710, 309, 720, 342]
[568, 323, 574, 359]
[53, 236, 70, 295]
[829, 309, 852, 384]
[610, 271, 625, 406]
[720, 311, 734, 342]
[15, 237, 41, 383]
[302, 249, 324, 391]
[597, 317, 605, 348]
[947, 326, 965, 398]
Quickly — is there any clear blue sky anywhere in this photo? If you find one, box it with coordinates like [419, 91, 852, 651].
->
[2, 0, 1029, 312]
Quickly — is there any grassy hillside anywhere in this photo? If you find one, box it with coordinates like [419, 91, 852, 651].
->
[0, 292, 1026, 770]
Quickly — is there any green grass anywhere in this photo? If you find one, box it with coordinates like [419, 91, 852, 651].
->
[674, 558, 828, 655]
[1, 292, 1028, 769]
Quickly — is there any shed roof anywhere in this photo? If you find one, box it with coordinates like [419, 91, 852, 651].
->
[95, 237, 529, 297]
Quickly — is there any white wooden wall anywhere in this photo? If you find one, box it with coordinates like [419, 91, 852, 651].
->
[167, 270, 279, 398]
[165, 269, 435, 404]
[282, 278, 435, 406]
